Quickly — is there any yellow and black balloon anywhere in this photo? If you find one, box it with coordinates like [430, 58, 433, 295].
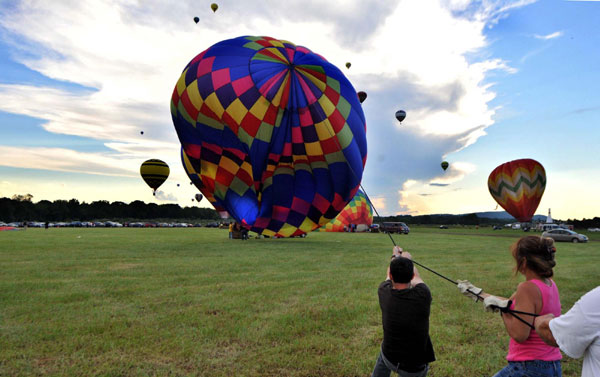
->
[140, 159, 170, 195]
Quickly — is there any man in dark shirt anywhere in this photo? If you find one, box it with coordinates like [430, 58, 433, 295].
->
[371, 246, 435, 377]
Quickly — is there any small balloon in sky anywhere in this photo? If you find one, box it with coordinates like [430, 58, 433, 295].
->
[345, 62, 351, 69]
[140, 159, 169, 195]
[395, 110, 406, 123]
[357, 91, 367, 103]
[193, 16, 199, 23]
[441, 161, 449, 171]
[177, 183, 180, 187]
[195, 193, 203, 202]
[140, 131, 144, 135]
[211, 3, 218, 12]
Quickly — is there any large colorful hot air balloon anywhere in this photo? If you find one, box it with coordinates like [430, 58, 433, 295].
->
[140, 159, 170, 195]
[319, 189, 373, 232]
[172, 36, 367, 237]
[488, 158, 546, 222]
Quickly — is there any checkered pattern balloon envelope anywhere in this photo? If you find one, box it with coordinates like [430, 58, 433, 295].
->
[172, 36, 367, 237]
[319, 189, 373, 232]
[488, 158, 546, 222]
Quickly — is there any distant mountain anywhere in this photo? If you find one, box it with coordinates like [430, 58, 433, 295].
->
[475, 211, 546, 221]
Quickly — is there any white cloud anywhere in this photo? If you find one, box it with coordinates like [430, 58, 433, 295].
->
[0, 0, 535, 212]
[534, 31, 563, 40]
[154, 190, 178, 202]
[390, 162, 476, 214]
[0, 145, 137, 177]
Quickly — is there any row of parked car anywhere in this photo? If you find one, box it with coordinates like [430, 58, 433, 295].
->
[0, 221, 224, 228]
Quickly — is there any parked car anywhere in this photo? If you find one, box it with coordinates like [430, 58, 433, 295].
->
[369, 224, 380, 233]
[381, 222, 410, 234]
[439, 225, 448, 229]
[542, 229, 588, 243]
[493, 225, 503, 230]
[588, 228, 600, 232]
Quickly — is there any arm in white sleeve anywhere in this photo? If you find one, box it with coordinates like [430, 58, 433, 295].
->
[549, 288, 600, 359]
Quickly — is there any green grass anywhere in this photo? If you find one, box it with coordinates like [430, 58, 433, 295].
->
[1, 228, 597, 376]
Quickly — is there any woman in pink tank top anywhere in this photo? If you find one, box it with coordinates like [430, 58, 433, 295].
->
[486, 236, 563, 377]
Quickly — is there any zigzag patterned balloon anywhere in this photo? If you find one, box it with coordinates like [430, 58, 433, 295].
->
[488, 158, 546, 222]
[319, 189, 373, 232]
[171, 36, 367, 237]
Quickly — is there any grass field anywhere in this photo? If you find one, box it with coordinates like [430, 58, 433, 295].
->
[1, 227, 598, 376]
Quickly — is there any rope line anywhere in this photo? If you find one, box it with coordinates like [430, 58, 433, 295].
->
[505, 310, 535, 330]
[318, 113, 539, 320]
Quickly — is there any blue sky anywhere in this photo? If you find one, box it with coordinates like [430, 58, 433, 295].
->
[0, 0, 599, 219]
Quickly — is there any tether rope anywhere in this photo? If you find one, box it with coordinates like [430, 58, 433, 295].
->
[318, 104, 538, 325]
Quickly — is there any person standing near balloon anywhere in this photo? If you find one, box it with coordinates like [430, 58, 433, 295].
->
[371, 246, 435, 377]
[458, 236, 562, 377]
[228, 222, 233, 239]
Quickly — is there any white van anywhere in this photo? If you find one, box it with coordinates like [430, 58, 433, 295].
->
[540, 223, 560, 231]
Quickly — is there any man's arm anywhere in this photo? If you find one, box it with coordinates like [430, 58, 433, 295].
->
[534, 314, 558, 347]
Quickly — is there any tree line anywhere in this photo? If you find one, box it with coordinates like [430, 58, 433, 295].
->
[3, 195, 598, 229]
[375, 213, 600, 229]
[376, 213, 492, 226]
[0, 196, 220, 222]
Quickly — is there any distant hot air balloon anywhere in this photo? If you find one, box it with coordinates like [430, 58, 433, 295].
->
[345, 62, 351, 69]
[140, 131, 144, 135]
[172, 36, 367, 237]
[193, 16, 199, 23]
[488, 158, 546, 222]
[319, 190, 373, 232]
[195, 193, 203, 202]
[357, 91, 367, 103]
[441, 161, 449, 171]
[177, 183, 180, 187]
[395, 110, 406, 123]
[140, 159, 170, 195]
[211, 3, 218, 12]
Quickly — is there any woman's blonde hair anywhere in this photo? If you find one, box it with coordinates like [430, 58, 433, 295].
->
[511, 235, 556, 278]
